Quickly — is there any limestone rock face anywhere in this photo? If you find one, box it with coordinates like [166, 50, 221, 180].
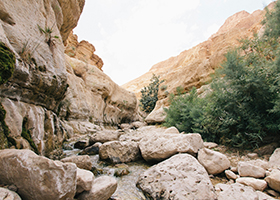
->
[1, 98, 66, 157]
[0, 149, 77, 200]
[59, 55, 139, 125]
[77, 176, 117, 200]
[139, 133, 203, 162]
[137, 154, 217, 200]
[0, 187, 21, 200]
[198, 148, 230, 175]
[0, 0, 84, 110]
[65, 31, 104, 70]
[99, 141, 141, 163]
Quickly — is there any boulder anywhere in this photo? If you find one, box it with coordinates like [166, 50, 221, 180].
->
[238, 161, 266, 178]
[217, 183, 259, 200]
[137, 154, 217, 200]
[0, 187, 21, 200]
[76, 168, 94, 194]
[139, 133, 203, 162]
[163, 127, 180, 134]
[225, 170, 238, 180]
[89, 130, 122, 144]
[0, 149, 77, 200]
[77, 176, 117, 200]
[99, 141, 141, 163]
[198, 148, 230, 175]
[61, 155, 92, 171]
[145, 106, 166, 124]
[269, 148, 280, 168]
[236, 177, 267, 191]
[265, 169, 280, 192]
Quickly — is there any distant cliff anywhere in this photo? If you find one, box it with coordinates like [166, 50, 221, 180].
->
[122, 4, 275, 101]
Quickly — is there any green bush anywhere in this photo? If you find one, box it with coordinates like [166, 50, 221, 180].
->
[140, 74, 164, 113]
[164, 0, 280, 149]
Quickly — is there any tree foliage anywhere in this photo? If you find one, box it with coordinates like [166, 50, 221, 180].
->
[164, 1, 280, 149]
[140, 74, 164, 113]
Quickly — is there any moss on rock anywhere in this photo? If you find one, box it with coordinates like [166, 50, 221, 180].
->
[21, 117, 39, 154]
[0, 42, 15, 85]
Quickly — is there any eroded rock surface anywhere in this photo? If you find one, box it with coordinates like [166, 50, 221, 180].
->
[137, 153, 217, 200]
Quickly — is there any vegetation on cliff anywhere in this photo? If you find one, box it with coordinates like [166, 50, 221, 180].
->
[164, 0, 280, 149]
[140, 74, 164, 113]
[0, 42, 15, 149]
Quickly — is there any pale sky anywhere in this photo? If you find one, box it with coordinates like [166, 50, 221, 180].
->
[74, 0, 274, 86]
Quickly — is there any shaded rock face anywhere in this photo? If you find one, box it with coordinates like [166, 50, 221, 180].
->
[65, 31, 104, 70]
[59, 55, 139, 125]
[0, 149, 77, 200]
[137, 153, 217, 200]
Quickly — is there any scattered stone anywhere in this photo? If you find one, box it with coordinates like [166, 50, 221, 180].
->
[89, 130, 122, 144]
[247, 153, 258, 159]
[131, 121, 146, 129]
[99, 141, 141, 163]
[0, 187, 21, 200]
[79, 142, 102, 155]
[163, 127, 180, 134]
[198, 148, 230, 175]
[145, 107, 166, 124]
[76, 168, 94, 194]
[0, 149, 77, 200]
[61, 155, 92, 171]
[236, 177, 267, 191]
[238, 161, 266, 178]
[120, 123, 132, 130]
[114, 168, 130, 177]
[77, 176, 117, 200]
[139, 133, 203, 163]
[269, 148, 280, 168]
[203, 142, 218, 149]
[217, 183, 258, 200]
[230, 166, 238, 173]
[137, 154, 217, 200]
[265, 169, 280, 192]
[225, 170, 238, 180]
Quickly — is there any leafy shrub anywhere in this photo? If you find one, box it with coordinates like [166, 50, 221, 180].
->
[0, 42, 15, 85]
[140, 74, 164, 113]
[164, 1, 280, 149]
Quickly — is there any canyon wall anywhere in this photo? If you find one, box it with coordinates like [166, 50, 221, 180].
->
[0, 0, 139, 157]
[123, 5, 273, 102]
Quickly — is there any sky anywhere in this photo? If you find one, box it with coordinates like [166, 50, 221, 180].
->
[74, 0, 274, 86]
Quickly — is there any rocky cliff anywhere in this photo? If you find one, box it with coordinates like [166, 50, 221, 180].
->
[0, 0, 139, 157]
[122, 5, 272, 101]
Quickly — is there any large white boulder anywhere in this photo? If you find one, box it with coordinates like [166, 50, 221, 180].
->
[61, 155, 92, 171]
[76, 168, 94, 194]
[269, 148, 280, 168]
[0, 187, 21, 200]
[198, 148, 230, 175]
[137, 154, 217, 200]
[217, 183, 258, 200]
[265, 169, 280, 193]
[139, 133, 203, 162]
[0, 149, 77, 200]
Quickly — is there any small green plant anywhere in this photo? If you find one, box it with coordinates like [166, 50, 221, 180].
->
[160, 85, 167, 90]
[38, 24, 59, 47]
[19, 39, 40, 65]
[140, 74, 164, 113]
[0, 42, 15, 85]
